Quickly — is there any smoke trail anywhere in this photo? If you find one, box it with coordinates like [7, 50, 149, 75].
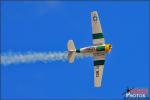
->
[1, 51, 92, 65]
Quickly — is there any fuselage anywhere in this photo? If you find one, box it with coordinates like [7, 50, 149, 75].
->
[76, 44, 112, 55]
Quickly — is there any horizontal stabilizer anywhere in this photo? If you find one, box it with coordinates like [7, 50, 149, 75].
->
[67, 40, 76, 63]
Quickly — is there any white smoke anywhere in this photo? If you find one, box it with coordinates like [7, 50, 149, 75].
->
[1, 51, 92, 65]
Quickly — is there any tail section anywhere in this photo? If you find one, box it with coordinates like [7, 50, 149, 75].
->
[67, 40, 76, 63]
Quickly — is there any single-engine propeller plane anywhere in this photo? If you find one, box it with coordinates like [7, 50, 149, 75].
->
[67, 11, 112, 87]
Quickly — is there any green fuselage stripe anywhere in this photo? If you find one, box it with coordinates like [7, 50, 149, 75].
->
[93, 33, 104, 39]
[76, 49, 80, 53]
[94, 60, 105, 66]
[96, 46, 105, 51]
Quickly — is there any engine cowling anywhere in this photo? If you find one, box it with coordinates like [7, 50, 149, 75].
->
[105, 44, 112, 52]
[94, 44, 112, 53]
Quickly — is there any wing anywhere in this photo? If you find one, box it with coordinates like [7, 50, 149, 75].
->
[93, 52, 105, 87]
[91, 11, 105, 46]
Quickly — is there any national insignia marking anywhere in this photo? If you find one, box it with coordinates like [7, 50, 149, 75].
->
[93, 16, 97, 21]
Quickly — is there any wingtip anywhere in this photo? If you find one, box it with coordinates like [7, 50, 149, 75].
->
[91, 11, 98, 13]
[94, 85, 101, 88]
[94, 82, 102, 88]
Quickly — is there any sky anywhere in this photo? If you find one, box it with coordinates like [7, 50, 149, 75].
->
[1, 1, 149, 100]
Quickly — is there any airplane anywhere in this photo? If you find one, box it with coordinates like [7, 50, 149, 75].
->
[67, 11, 112, 87]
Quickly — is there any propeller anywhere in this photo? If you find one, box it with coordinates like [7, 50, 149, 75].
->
[109, 44, 112, 52]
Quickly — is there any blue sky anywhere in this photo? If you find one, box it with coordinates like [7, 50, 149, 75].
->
[1, 1, 149, 99]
